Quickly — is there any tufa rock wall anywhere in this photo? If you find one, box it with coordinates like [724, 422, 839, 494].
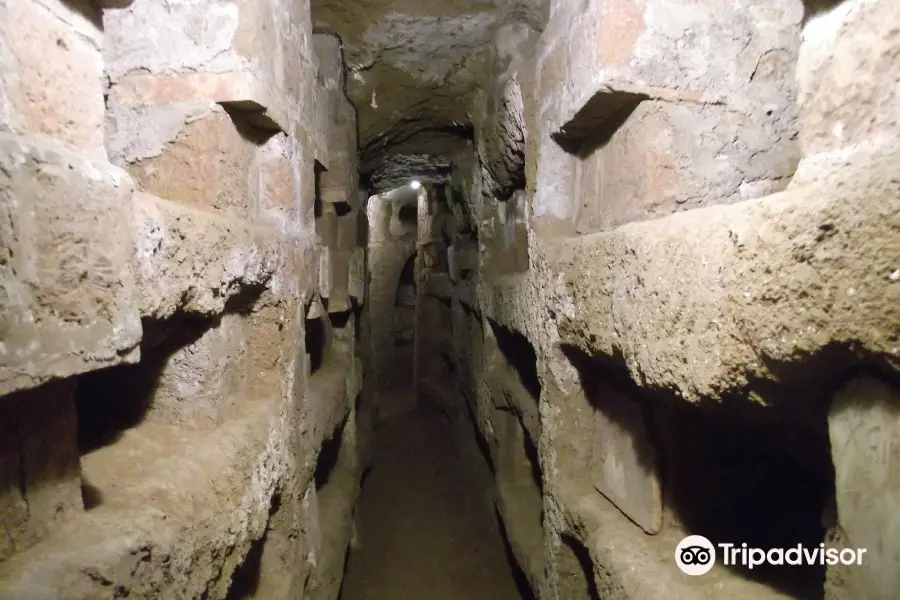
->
[0, 1, 367, 598]
[446, 1, 899, 600]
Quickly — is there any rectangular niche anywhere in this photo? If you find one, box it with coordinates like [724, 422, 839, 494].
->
[305, 305, 331, 377]
[73, 315, 241, 511]
[313, 160, 326, 220]
[0, 381, 82, 559]
[660, 398, 834, 597]
[589, 382, 662, 535]
[572, 100, 682, 233]
[328, 308, 356, 364]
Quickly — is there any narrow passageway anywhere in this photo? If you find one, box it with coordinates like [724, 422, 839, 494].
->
[2, 1, 898, 599]
[340, 388, 527, 600]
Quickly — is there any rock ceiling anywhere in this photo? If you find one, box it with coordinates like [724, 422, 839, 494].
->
[311, 0, 547, 191]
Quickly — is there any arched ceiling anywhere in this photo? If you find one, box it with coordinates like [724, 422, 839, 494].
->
[311, 0, 548, 192]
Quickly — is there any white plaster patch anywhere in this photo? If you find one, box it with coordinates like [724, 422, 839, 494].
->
[105, 0, 244, 79]
[107, 103, 211, 164]
[833, 121, 845, 141]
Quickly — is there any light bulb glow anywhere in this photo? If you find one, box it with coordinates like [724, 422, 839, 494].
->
[409, 180, 422, 190]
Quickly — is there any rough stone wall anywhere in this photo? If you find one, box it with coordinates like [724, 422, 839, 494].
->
[451, 2, 900, 600]
[3, 1, 898, 598]
[535, 0, 802, 232]
[0, 1, 366, 598]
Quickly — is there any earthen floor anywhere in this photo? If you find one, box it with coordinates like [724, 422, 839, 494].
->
[340, 403, 526, 600]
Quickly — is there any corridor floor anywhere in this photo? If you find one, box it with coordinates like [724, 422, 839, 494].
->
[339, 407, 527, 600]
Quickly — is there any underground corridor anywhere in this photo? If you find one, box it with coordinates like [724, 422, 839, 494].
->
[1, 1, 899, 600]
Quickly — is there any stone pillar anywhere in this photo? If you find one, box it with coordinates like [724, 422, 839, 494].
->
[413, 186, 431, 403]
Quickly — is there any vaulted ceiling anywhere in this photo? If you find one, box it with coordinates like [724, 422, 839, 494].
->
[311, 0, 547, 191]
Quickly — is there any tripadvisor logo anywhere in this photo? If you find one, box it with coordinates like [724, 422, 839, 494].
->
[675, 535, 867, 576]
[676, 535, 716, 576]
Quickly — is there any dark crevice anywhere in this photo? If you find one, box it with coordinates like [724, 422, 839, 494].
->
[220, 105, 281, 143]
[359, 465, 373, 489]
[305, 316, 328, 375]
[661, 400, 831, 598]
[335, 539, 355, 600]
[395, 254, 417, 305]
[750, 340, 858, 395]
[225, 490, 282, 599]
[556, 534, 601, 600]
[489, 320, 541, 400]
[59, 0, 103, 29]
[81, 481, 102, 510]
[314, 160, 326, 219]
[464, 396, 495, 474]
[353, 301, 363, 342]
[802, 0, 844, 22]
[552, 92, 645, 156]
[522, 426, 543, 494]
[333, 201, 352, 217]
[438, 348, 457, 377]
[329, 309, 353, 329]
[315, 419, 346, 490]
[398, 204, 417, 226]
[224, 283, 267, 314]
[494, 166, 526, 204]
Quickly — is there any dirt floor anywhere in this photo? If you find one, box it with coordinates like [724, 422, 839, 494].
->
[339, 400, 527, 600]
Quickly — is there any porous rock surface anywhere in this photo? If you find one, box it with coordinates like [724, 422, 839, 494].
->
[2, 1, 900, 600]
[312, 0, 548, 190]
[1, 0, 366, 597]
[405, 1, 900, 600]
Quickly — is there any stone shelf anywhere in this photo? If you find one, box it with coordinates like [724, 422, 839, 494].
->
[557, 481, 800, 600]
[133, 193, 287, 320]
[548, 152, 900, 402]
[0, 397, 290, 599]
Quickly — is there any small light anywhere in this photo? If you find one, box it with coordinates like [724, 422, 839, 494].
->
[409, 180, 422, 190]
